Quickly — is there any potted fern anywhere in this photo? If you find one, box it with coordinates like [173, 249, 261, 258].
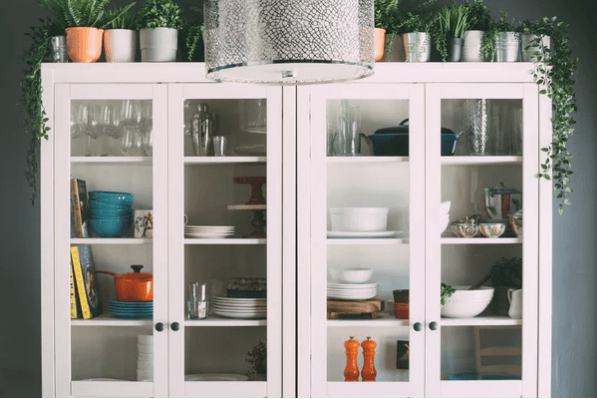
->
[375, 0, 405, 62]
[461, 0, 491, 62]
[435, 2, 469, 62]
[104, 4, 138, 63]
[37, 0, 133, 63]
[138, 0, 183, 62]
[398, 0, 438, 62]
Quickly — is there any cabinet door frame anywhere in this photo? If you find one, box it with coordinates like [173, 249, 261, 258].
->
[305, 83, 426, 398]
[53, 83, 169, 398]
[424, 83, 539, 398]
[167, 84, 283, 398]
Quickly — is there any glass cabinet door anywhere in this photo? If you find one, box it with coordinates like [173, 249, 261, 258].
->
[308, 84, 426, 398]
[54, 84, 169, 397]
[425, 84, 539, 397]
[167, 84, 282, 397]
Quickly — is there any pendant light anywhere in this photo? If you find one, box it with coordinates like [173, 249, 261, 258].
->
[204, 0, 375, 85]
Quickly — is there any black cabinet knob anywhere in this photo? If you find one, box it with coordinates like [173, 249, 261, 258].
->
[429, 321, 438, 331]
[413, 322, 422, 332]
[155, 322, 164, 332]
[171, 322, 180, 331]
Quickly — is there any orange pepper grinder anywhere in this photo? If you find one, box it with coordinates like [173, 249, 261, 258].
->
[361, 337, 377, 382]
[344, 336, 360, 382]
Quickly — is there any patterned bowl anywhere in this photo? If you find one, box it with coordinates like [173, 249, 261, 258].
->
[451, 221, 479, 238]
[509, 211, 523, 237]
[479, 222, 507, 238]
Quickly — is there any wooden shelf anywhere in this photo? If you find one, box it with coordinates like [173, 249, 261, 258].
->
[184, 156, 266, 164]
[71, 313, 152, 327]
[441, 156, 522, 166]
[71, 156, 152, 164]
[441, 237, 522, 245]
[440, 316, 522, 327]
[185, 315, 266, 327]
[70, 238, 152, 245]
[327, 238, 409, 245]
[184, 238, 266, 245]
[327, 156, 408, 163]
[327, 313, 409, 327]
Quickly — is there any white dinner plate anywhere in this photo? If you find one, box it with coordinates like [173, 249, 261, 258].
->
[213, 310, 267, 319]
[327, 282, 378, 289]
[213, 304, 267, 310]
[327, 291, 377, 296]
[185, 233, 235, 238]
[213, 296, 266, 302]
[185, 373, 249, 382]
[327, 231, 402, 238]
[327, 293, 378, 300]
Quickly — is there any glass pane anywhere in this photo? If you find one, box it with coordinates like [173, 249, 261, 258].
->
[325, 99, 411, 383]
[440, 96, 524, 382]
[183, 98, 268, 382]
[441, 99, 523, 156]
[70, 98, 155, 383]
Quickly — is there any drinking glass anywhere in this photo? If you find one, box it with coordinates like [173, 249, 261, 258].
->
[187, 282, 211, 319]
[121, 126, 145, 156]
[71, 104, 83, 139]
[464, 99, 491, 156]
[81, 104, 102, 156]
[100, 104, 123, 155]
[343, 105, 361, 156]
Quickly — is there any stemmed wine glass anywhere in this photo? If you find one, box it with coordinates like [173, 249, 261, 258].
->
[100, 103, 122, 155]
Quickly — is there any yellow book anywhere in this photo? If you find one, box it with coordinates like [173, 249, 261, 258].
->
[71, 246, 91, 319]
[70, 262, 77, 319]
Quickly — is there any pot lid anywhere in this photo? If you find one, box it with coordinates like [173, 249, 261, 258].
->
[120, 265, 152, 281]
[374, 119, 455, 135]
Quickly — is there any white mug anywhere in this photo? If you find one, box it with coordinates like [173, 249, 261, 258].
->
[507, 288, 523, 319]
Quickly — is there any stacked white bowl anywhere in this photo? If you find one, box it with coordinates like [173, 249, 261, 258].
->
[439, 201, 451, 235]
[329, 208, 389, 232]
[137, 335, 153, 381]
[327, 268, 377, 301]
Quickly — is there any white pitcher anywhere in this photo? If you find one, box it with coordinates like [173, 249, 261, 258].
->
[507, 288, 523, 319]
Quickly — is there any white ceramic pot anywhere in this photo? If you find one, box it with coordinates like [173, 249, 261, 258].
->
[507, 288, 522, 319]
[104, 29, 137, 62]
[402, 32, 431, 62]
[139, 28, 178, 62]
[462, 30, 485, 62]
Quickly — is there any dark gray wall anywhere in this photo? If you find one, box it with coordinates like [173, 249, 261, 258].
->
[1, 0, 595, 397]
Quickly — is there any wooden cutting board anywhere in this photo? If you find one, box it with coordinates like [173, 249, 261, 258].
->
[327, 300, 385, 320]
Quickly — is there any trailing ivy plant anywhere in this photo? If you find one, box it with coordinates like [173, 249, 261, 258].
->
[138, 0, 183, 30]
[182, 6, 204, 62]
[104, 4, 137, 30]
[520, 17, 579, 214]
[482, 11, 517, 62]
[434, 2, 469, 62]
[20, 19, 63, 205]
[37, 0, 134, 29]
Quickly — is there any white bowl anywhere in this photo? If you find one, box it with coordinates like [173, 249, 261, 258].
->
[138, 353, 153, 361]
[329, 268, 373, 283]
[137, 360, 153, 370]
[137, 335, 153, 345]
[137, 343, 153, 354]
[329, 207, 389, 232]
[441, 286, 495, 318]
[137, 369, 153, 381]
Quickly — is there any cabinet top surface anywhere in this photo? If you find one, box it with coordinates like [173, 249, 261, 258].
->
[41, 62, 537, 84]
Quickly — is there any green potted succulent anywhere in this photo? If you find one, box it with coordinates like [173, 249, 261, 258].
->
[461, 0, 492, 62]
[521, 17, 578, 214]
[103, 4, 138, 63]
[488, 257, 522, 316]
[37, 0, 133, 63]
[138, 0, 183, 62]
[435, 2, 469, 62]
[483, 11, 520, 62]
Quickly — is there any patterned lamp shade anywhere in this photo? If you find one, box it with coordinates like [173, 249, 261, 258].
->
[204, 0, 375, 85]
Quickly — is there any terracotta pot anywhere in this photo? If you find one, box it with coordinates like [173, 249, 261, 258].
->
[374, 28, 386, 62]
[66, 27, 104, 63]
[96, 265, 153, 302]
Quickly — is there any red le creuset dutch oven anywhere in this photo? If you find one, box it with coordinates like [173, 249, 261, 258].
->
[96, 265, 153, 302]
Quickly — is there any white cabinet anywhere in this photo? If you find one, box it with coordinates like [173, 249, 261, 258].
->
[297, 65, 552, 398]
[41, 63, 552, 398]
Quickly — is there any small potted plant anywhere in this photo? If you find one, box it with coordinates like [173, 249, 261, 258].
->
[138, 0, 183, 62]
[398, 0, 438, 62]
[435, 2, 469, 62]
[246, 340, 267, 381]
[461, 0, 492, 62]
[37, 0, 131, 63]
[103, 4, 138, 63]
[374, 0, 403, 62]
[483, 11, 520, 62]
[181, 6, 204, 62]
[488, 257, 522, 316]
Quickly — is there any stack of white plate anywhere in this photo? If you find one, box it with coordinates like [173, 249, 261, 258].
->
[137, 335, 153, 381]
[212, 296, 267, 319]
[185, 225, 235, 239]
[327, 282, 378, 301]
